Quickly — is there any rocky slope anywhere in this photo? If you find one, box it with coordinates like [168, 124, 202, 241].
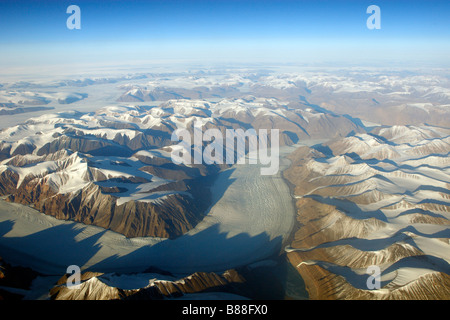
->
[255, 70, 450, 127]
[49, 259, 291, 300]
[50, 269, 248, 300]
[0, 98, 362, 238]
[283, 125, 450, 299]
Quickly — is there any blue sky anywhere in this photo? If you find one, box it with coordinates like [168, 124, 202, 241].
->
[0, 0, 449, 68]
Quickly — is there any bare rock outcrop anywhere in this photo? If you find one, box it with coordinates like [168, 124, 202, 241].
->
[283, 127, 450, 299]
[50, 269, 248, 300]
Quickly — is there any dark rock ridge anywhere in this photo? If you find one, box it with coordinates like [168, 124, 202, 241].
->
[50, 269, 247, 300]
[0, 256, 40, 300]
[49, 260, 289, 300]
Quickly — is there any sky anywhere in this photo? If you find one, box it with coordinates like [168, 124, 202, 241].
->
[0, 0, 449, 71]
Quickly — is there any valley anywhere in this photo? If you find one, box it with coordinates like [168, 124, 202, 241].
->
[0, 66, 449, 300]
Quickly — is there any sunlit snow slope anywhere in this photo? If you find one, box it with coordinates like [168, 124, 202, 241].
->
[284, 125, 450, 299]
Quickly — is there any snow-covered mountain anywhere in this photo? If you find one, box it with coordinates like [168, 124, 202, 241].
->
[1, 67, 449, 300]
[0, 97, 362, 239]
[284, 125, 450, 299]
[49, 269, 249, 300]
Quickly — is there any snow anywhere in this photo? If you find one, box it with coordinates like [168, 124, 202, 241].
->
[72, 127, 140, 141]
[384, 268, 441, 288]
[406, 103, 433, 114]
[298, 131, 450, 292]
[46, 165, 90, 195]
[0, 146, 297, 276]
[98, 272, 175, 290]
[7, 152, 90, 193]
[0, 68, 449, 297]
[10, 161, 60, 187]
[134, 149, 173, 160]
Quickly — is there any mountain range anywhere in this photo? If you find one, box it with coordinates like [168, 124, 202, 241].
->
[0, 68, 448, 300]
[284, 124, 450, 299]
